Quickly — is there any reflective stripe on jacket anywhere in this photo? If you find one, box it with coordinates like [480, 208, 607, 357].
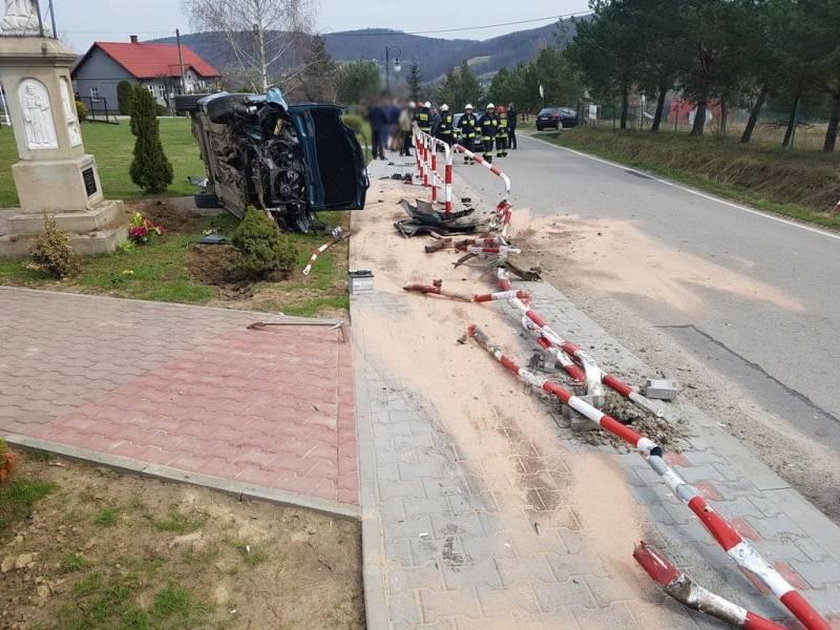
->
[478, 113, 498, 139]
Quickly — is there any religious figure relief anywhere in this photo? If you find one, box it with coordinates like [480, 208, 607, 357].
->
[19, 79, 58, 150]
[0, 0, 41, 34]
[60, 77, 83, 148]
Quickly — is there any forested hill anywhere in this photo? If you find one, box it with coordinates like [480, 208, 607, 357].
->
[152, 17, 587, 82]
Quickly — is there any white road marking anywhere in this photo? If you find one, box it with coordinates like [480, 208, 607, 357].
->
[523, 133, 840, 242]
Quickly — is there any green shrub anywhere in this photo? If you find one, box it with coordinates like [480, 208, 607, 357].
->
[230, 207, 297, 278]
[129, 85, 173, 194]
[342, 114, 363, 133]
[117, 80, 134, 116]
[29, 218, 81, 278]
[75, 100, 88, 121]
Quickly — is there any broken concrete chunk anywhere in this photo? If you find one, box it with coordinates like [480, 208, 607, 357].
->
[643, 378, 678, 401]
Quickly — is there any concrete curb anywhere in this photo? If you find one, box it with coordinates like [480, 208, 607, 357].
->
[0, 285, 343, 323]
[4, 433, 360, 522]
[350, 309, 391, 630]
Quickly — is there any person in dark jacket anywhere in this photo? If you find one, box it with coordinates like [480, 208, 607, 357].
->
[478, 103, 498, 163]
[457, 103, 478, 164]
[438, 104, 454, 146]
[414, 101, 432, 134]
[431, 107, 441, 137]
[366, 100, 388, 160]
[507, 103, 518, 150]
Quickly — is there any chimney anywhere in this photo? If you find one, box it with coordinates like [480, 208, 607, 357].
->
[130, 35, 138, 44]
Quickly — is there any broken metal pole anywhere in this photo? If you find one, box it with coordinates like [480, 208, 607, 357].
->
[494, 268, 674, 421]
[467, 324, 829, 630]
[633, 542, 785, 630]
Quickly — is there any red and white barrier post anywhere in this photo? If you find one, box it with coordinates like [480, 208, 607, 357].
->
[412, 126, 454, 214]
[634, 542, 786, 630]
[467, 324, 829, 630]
[302, 228, 349, 276]
[492, 268, 674, 419]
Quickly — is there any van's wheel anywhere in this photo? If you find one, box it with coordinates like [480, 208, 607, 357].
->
[204, 93, 251, 124]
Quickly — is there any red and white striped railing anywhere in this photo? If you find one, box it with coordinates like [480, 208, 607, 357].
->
[634, 542, 786, 630]
[493, 268, 672, 418]
[412, 126, 454, 214]
[468, 323, 829, 630]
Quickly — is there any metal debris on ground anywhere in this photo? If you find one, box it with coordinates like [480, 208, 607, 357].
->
[394, 199, 482, 238]
[246, 320, 348, 342]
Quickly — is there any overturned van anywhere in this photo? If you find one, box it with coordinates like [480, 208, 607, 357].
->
[176, 89, 368, 232]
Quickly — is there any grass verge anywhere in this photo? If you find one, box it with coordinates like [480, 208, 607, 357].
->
[535, 127, 840, 230]
[0, 118, 203, 207]
[0, 207, 350, 317]
[1, 450, 364, 629]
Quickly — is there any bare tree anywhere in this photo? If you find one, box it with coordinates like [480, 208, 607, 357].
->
[183, 0, 315, 92]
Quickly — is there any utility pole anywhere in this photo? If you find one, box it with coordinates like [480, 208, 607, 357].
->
[176, 29, 187, 94]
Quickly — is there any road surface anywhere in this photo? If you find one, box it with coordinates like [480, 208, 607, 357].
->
[455, 132, 840, 461]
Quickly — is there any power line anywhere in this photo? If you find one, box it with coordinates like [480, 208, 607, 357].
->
[59, 11, 592, 38]
[326, 12, 590, 37]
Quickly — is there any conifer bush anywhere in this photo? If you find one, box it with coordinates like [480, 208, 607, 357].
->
[129, 85, 173, 195]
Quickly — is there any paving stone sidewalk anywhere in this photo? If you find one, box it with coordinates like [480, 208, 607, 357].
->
[352, 160, 840, 629]
[0, 287, 357, 516]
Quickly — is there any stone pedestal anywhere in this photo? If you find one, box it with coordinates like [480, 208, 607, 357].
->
[0, 36, 128, 258]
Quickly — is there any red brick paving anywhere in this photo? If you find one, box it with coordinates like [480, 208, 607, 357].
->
[1, 289, 357, 507]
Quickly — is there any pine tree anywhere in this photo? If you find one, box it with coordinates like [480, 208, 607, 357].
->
[117, 80, 134, 116]
[300, 35, 338, 103]
[407, 61, 424, 102]
[129, 85, 173, 195]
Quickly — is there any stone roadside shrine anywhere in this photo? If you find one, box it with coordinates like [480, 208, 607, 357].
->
[0, 0, 128, 257]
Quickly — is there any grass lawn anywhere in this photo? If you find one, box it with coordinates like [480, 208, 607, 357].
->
[0, 208, 350, 317]
[533, 126, 840, 230]
[0, 447, 363, 629]
[0, 116, 352, 317]
[0, 118, 204, 207]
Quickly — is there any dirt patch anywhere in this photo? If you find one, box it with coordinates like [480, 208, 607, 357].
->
[125, 199, 207, 233]
[575, 391, 688, 452]
[186, 245, 240, 285]
[0, 452, 363, 629]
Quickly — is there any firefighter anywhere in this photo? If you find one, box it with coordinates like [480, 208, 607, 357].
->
[478, 102, 498, 163]
[415, 100, 432, 135]
[457, 103, 478, 164]
[495, 104, 509, 158]
[438, 104, 455, 146]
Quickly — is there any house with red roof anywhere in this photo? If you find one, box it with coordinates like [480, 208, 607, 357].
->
[71, 35, 222, 113]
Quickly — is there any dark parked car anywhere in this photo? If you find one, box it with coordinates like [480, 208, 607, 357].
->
[536, 107, 580, 130]
[176, 89, 368, 233]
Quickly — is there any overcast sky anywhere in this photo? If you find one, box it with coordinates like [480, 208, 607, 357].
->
[54, 0, 591, 53]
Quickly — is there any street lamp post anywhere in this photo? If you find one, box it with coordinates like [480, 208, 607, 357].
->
[384, 46, 402, 93]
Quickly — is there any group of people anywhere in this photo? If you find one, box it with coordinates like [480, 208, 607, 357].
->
[414, 101, 518, 164]
[366, 97, 519, 164]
